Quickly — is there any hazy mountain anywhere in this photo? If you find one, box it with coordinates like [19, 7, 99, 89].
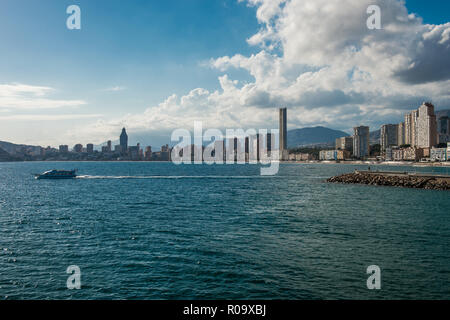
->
[0, 141, 40, 155]
[0, 146, 19, 161]
[287, 126, 350, 148]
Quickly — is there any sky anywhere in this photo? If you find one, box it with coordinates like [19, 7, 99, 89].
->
[0, 0, 449, 147]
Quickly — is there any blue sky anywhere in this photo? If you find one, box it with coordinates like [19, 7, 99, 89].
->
[0, 0, 449, 146]
[0, 0, 258, 114]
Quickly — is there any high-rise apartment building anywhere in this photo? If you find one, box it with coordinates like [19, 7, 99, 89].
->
[59, 145, 69, 153]
[86, 143, 94, 154]
[380, 124, 398, 151]
[353, 126, 370, 158]
[405, 110, 419, 147]
[120, 128, 128, 153]
[335, 136, 353, 152]
[438, 116, 449, 134]
[397, 122, 405, 146]
[73, 144, 83, 153]
[416, 102, 437, 148]
[279, 108, 287, 160]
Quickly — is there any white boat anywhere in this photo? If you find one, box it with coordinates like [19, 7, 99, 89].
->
[35, 169, 77, 179]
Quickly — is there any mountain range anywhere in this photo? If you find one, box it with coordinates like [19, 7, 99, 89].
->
[287, 126, 350, 148]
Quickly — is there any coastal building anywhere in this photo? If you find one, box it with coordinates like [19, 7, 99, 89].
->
[417, 102, 437, 148]
[210, 140, 224, 162]
[404, 147, 424, 161]
[114, 145, 123, 154]
[438, 134, 450, 145]
[448, 143, 450, 161]
[353, 126, 370, 159]
[291, 153, 315, 161]
[336, 150, 350, 160]
[385, 147, 395, 161]
[397, 122, 405, 146]
[279, 108, 288, 160]
[411, 110, 419, 147]
[59, 145, 69, 153]
[320, 150, 337, 161]
[405, 110, 419, 147]
[438, 116, 449, 135]
[128, 144, 140, 160]
[335, 136, 353, 152]
[380, 124, 398, 152]
[145, 146, 152, 160]
[404, 113, 411, 145]
[161, 144, 170, 153]
[251, 134, 260, 162]
[430, 148, 447, 162]
[86, 143, 94, 154]
[107, 140, 112, 152]
[120, 128, 128, 153]
[101, 146, 109, 153]
[73, 144, 83, 153]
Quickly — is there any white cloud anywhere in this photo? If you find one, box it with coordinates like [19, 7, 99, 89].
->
[0, 114, 103, 121]
[104, 86, 126, 92]
[71, 0, 450, 144]
[0, 83, 86, 109]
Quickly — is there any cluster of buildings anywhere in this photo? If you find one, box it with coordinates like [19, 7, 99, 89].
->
[318, 126, 369, 161]
[381, 102, 450, 162]
[172, 109, 289, 162]
[52, 128, 171, 161]
[317, 102, 450, 163]
[3, 103, 449, 163]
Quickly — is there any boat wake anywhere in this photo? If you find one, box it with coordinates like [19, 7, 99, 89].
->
[76, 175, 275, 180]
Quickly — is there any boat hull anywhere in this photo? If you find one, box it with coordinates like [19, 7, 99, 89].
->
[35, 175, 76, 180]
[34, 170, 77, 180]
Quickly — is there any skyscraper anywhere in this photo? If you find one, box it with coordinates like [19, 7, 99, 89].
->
[335, 136, 353, 152]
[86, 143, 94, 154]
[397, 122, 405, 146]
[404, 113, 412, 145]
[380, 124, 398, 151]
[59, 145, 69, 153]
[353, 126, 370, 158]
[411, 110, 419, 147]
[120, 128, 128, 153]
[417, 102, 437, 148]
[279, 108, 287, 160]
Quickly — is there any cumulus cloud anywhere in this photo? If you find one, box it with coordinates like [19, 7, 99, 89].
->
[72, 0, 450, 144]
[0, 83, 87, 109]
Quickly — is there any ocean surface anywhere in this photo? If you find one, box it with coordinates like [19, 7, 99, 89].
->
[0, 162, 449, 300]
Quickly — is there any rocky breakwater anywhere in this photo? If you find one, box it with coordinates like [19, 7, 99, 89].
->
[327, 171, 450, 191]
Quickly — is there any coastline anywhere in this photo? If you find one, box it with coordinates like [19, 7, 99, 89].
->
[285, 160, 450, 167]
[1, 159, 450, 168]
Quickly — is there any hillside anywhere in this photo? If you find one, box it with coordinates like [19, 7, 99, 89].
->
[287, 126, 350, 148]
[0, 147, 19, 161]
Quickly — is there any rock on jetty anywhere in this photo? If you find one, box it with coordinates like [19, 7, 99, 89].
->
[327, 171, 450, 191]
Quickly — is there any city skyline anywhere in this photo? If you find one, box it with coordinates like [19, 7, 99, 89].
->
[1, 0, 450, 147]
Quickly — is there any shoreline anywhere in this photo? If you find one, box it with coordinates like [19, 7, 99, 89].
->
[286, 160, 450, 167]
[1, 159, 450, 168]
